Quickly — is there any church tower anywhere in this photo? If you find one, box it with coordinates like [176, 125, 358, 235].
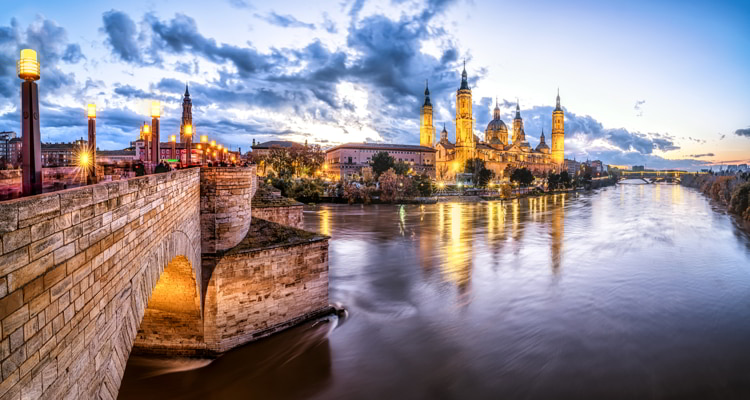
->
[455, 61, 475, 165]
[179, 84, 194, 143]
[551, 89, 565, 165]
[512, 100, 524, 144]
[420, 80, 435, 147]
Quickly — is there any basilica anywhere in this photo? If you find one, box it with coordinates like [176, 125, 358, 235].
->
[420, 64, 565, 180]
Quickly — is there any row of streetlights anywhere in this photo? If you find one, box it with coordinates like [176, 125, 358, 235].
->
[16, 48, 237, 196]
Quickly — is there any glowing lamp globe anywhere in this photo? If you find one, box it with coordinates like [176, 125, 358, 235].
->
[217, 144, 222, 150]
[210, 140, 216, 147]
[169, 135, 177, 143]
[200, 135, 208, 143]
[17, 49, 40, 81]
[185, 125, 193, 135]
[150, 101, 160, 118]
[196, 144, 202, 150]
[79, 152, 90, 167]
[223, 148, 228, 153]
[87, 104, 96, 119]
[141, 123, 151, 135]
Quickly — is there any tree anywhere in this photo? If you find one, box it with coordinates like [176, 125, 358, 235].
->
[464, 158, 495, 188]
[371, 151, 395, 179]
[559, 171, 572, 188]
[499, 184, 512, 198]
[411, 174, 433, 197]
[510, 167, 535, 192]
[393, 161, 410, 176]
[547, 173, 560, 191]
[378, 169, 401, 202]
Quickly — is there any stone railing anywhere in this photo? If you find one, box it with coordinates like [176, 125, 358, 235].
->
[0, 169, 202, 399]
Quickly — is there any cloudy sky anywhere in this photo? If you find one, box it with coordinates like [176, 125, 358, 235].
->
[1, 0, 748, 169]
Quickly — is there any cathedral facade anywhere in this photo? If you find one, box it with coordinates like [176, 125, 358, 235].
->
[422, 64, 565, 181]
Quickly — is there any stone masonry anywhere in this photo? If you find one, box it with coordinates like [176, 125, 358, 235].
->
[0, 164, 329, 399]
[0, 168, 202, 400]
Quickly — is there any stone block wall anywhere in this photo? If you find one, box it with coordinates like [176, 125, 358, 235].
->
[0, 169, 202, 399]
[203, 234, 329, 353]
[200, 167, 257, 254]
[252, 206, 304, 229]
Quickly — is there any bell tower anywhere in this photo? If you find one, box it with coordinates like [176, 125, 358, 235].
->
[420, 80, 435, 147]
[551, 89, 565, 165]
[512, 100, 523, 144]
[455, 60, 475, 164]
[179, 84, 193, 143]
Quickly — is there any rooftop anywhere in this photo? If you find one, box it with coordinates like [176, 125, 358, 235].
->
[326, 142, 436, 153]
[251, 140, 302, 149]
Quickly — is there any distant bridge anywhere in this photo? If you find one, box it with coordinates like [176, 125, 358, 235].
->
[616, 170, 706, 184]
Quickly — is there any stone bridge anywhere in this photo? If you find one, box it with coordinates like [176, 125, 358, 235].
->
[0, 167, 330, 399]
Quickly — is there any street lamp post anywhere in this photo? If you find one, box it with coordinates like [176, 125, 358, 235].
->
[169, 135, 177, 161]
[87, 104, 96, 184]
[150, 101, 160, 168]
[140, 122, 151, 163]
[18, 49, 42, 195]
[200, 135, 208, 165]
[184, 124, 193, 164]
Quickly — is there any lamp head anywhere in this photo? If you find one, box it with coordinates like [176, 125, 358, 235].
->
[150, 101, 160, 118]
[210, 140, 216, 147]
[142, 123, 151, 135]
[17, 49, 40, 81]
[170, 135, 176, 143]
[200, 135, 208, 143]
[87, 104, 96, 119]
[184, 125, 193, 135]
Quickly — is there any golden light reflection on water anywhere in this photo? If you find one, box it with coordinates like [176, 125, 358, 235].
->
[440, 203, 472, 293]
[320, 208, 330, 236]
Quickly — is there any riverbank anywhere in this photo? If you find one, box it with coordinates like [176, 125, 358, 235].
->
[681, 174, 750, 222]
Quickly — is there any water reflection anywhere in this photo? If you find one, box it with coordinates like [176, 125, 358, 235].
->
[121, 185, 750, 399]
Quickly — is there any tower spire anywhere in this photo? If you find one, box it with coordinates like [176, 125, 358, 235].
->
[555, 88, 562, 111]
[423, 79, 431, 106]
[185, 82, 190, 97]
[460, 59, 469, 90]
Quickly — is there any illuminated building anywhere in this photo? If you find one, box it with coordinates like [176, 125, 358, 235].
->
[324, 143, 436, 180]
[420, 81, 435, 147]
[432, 64, 566, 181]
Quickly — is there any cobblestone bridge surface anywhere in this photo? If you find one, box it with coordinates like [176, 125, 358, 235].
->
[0, 166, 329, 399]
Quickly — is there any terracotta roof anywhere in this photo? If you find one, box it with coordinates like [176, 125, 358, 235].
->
[326, 142, 436, 153]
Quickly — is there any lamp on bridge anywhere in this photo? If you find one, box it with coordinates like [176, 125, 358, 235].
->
[200, 135, 208, 165]
[150, 101, 160, 166]
[183, 124, 193, 164]
[87, 103, 97, 184]
[18, 49, 42, 195]
[140, 122, 151, 163]
[169, 135, 177, 160]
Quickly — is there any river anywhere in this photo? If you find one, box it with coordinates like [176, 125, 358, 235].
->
[119, 182, 750, 399]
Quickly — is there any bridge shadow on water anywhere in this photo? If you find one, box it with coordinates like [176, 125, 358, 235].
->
[118, 315, 335, 400]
